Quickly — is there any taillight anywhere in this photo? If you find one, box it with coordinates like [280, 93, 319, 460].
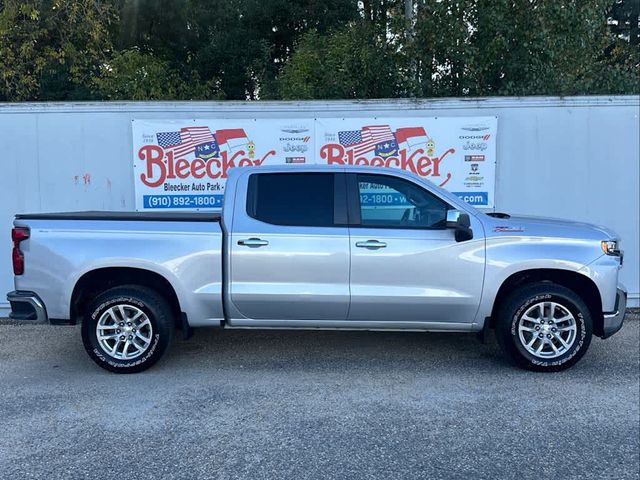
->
[11, 227, 29, 275]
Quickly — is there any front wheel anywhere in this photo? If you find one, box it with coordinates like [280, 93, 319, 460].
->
[495, 282, 592, 372]
[81, 285, 175, 373]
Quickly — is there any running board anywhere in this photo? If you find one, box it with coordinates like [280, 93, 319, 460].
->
[224, 319, 478, 333]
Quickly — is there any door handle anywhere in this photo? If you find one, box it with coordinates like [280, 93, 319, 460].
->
[355, 240, 387, 249]
[238, 238, 269, 247]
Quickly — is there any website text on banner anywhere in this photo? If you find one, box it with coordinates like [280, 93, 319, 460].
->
[132, 117, 497, 210]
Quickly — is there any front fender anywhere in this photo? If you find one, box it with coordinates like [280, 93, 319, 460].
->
[476, 236, 604, 323]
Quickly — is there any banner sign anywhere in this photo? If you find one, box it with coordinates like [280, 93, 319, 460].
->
[315, 117, 497, 207]
[132, 119, 314, 210]
[132, 116, 497, 210]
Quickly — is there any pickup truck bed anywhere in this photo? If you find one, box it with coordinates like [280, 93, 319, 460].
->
[11, 212, 226, 330]
[15, 211, 221, 222]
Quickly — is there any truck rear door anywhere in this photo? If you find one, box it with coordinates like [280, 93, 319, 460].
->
[227, 171, 350, 322]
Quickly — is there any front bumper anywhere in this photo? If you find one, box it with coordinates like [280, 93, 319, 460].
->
[6, 291, 48, 323]
[601, 287, 627, 339]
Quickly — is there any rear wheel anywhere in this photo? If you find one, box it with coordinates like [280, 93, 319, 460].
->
[81, 285, 174, 373]
[495, 282, 592, 371]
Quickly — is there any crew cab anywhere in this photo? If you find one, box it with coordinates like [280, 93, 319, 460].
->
[7, 165, 627, 373]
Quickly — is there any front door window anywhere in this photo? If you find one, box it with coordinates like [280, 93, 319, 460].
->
[356, 174, 448, 229]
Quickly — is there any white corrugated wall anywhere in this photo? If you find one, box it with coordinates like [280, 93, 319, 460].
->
[1, 96, 638, 315]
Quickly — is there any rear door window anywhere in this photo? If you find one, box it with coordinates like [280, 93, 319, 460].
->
[247, 173, 336, 227]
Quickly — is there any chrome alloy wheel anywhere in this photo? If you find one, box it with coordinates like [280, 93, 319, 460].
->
[96, 304, 153, 360]
[517, 301, 577, 359]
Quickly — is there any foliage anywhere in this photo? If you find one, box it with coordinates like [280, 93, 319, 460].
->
[108, 0, 357, 99]
[277, 25, 401, 99]
[0, 0, 637, 101]
[609, 0, 639, 45]
[92, 49, 217, 100]
[280, 0, 639, 99]
[0, 0, 116, 101]
[462, 0, 640, 96]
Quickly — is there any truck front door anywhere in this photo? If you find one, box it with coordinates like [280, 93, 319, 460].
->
[228, 171, 350, 322]
[346, 172, 485, 325]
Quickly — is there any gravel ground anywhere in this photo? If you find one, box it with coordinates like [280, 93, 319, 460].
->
[0, 312, 638, 480]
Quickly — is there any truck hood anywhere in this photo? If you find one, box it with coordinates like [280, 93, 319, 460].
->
[483, 213, 619, 241]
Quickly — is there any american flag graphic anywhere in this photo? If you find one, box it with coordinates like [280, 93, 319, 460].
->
[338, 125, 396, 157]
[156, 126, 215, 158]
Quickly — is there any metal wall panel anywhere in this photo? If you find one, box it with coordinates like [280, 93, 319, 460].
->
[1, 96, 638, 315]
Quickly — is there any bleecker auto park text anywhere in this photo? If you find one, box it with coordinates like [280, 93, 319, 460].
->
[163, 183, 222, 192]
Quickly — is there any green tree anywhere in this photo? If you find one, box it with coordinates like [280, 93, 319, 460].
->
[0, 0, 116, 101]
[464, 0, 639, 96]
[107, 0, 357, 100]
[609, 0, 639, 45]
[405, 0, 478, 97]
[1, 0, 637, 101]
[277, 25, 401, 99]
[92, 49, 218, 100]
[277, 0, 639, 99]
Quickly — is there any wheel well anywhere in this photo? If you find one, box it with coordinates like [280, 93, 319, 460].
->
[490, 269, 604, 336]
[70, 267, 182, 329]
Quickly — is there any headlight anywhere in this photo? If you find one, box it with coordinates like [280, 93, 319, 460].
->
[601, 240, 621, 256]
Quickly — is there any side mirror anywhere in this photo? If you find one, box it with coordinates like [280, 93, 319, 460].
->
[455, 213, 473, 242]
[447, 209, 473, 242]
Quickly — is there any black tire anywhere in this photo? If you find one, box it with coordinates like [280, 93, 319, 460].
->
[495, 282, 592, 372]
[81, 285, 175, 373]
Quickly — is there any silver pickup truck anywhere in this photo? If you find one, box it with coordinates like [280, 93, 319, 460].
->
[7, 165, 626, 373]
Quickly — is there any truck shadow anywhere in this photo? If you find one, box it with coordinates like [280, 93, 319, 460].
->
[165, 328, 508, 373]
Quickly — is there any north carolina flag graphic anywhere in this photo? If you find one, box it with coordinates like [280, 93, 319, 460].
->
[395, 127, 429, 148]
[215, 128, 249, 151]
